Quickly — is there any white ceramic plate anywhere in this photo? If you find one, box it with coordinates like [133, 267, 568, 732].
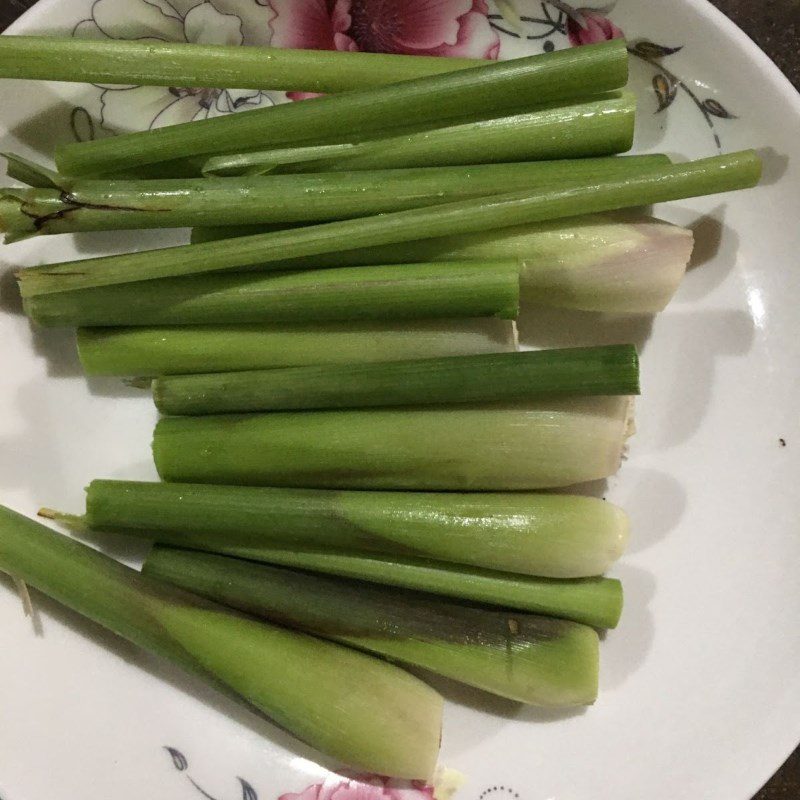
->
[1, 2, 798, 799]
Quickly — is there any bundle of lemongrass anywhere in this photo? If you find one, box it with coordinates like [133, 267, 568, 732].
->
[0, 36, 761, 781]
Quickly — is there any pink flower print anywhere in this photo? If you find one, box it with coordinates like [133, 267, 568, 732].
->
[268, 0, 500, 60]
[566, 8, 624, 46]
[279, 774, 435, 800]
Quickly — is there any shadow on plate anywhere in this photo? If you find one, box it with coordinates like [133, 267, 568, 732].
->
[612, 466, 687, 555]
[754, 147, 789, 186]
[517, 307, 655, 353]
[26, 324, 147, 399]
[0, 369, 156, 500]
[7, 95, 84, 160]
[647, 308, 754, 447]
[599, 563, 656, 691]
[0, 260, 24, 315]
[673, 205, 741, 302]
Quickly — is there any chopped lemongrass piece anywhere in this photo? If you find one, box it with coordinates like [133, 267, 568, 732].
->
[72, 479, 628, 578]
[191, 212, 695, 313]
[151, 346, 638, 415]
[23, 262, 520, 327]
[16, 151, 759, 297]
[0, 35, 480, 92]
[0, 504, 442, 778]
[152, 396, 634, 491]
[202, 94, 636, 176]
[148, 545, 623, 629]
[143, 548, 600, 705]
[1, 155, 667, 239]
[2, 152, 61, 188]
[54, 41, 629, 177]
[76, 319, 517, 377]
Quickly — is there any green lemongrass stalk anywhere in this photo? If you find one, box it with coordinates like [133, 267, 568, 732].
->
[77, 319, 516, 376]
[3, 152, 61, 188]
[143, 548, 600, 705]
[148, 545, 623, 629]
[193, 212, 694, 313]
[151, 345, 638, 415]
[70, 479, 629, 578]
[54, 41, 629, 177]
[17, 151, 758, 298]
[203, 94, 636, 176]
[0, 504, 442, 778]
[152, 396, 634, 491]
[23, 262, 520, 327]
[1, 155, 665, 239]
[0, 36, 481, 92]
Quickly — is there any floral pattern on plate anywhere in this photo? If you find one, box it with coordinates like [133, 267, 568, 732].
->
[67, 0, 738, 150]
[73, 0, 278, 131]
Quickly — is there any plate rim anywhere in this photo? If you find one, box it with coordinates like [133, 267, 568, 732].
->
[1, 1, 798, 798]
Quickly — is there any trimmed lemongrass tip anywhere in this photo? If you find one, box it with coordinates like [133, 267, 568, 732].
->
[1, 155, 667, 238]
[152, 345, 639, 415]
[156, 545, 623, 630]
[24, 262, 520, 328]
[203, 94, 636, 176]
[191, 212, 693, 314]
[17, 151, 759, 298]
[143, 548, 600, 705]
[522, 215, 694, 313]
[0, 36, 480, 92]
[76, 319, 517, 377]
[83, 479, 628, 579]
[2, 152, 61, 188]
[152, 396, 634, 491]
[0, 504, 442, 778]
[53, 41, 629, 177]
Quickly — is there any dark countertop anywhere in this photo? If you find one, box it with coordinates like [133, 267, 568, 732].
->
[0, 0, 797, 797]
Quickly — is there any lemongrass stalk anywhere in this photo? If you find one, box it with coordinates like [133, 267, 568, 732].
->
[143, 548, 600, 705]
[192, 212, 695, 313]
[3, 152, 61, 188]
[0, 36, 481, 92]
[150, 544, 623, 629]
[1, 155, 666, 239]
[203, 94, 635, 176]
[189, 208, 663, 247]
[77, 319, 516, 377]
[54, 41, 629, 177]
[152, 396, 633, 491]
[17, 151, 759, 298]
[0, 504, 442, 777]
[72, 479, 628, 578]
[152, 345, 638, 415]
[23, 262, 520, 327]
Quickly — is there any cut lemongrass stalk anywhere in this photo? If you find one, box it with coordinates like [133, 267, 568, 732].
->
[0, 504, 442, 778]
[143, 548, 600, 705]
[152, 396, 634, 491]
[23, 262, 520, 327]
[192, 212, 693, 314]
[71, 479, 629, 578]
[76, 319, 517, 377]
[1, 155, 666, 238]
[17, 151, 759, 297]
[149, 545, 623, 629]
[2, 152, 61, 188]
[54, 41, 629, 177]
[151, 345, 638, 415]
[0, 36, 480, 92]
[203, 94, 636, 176]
